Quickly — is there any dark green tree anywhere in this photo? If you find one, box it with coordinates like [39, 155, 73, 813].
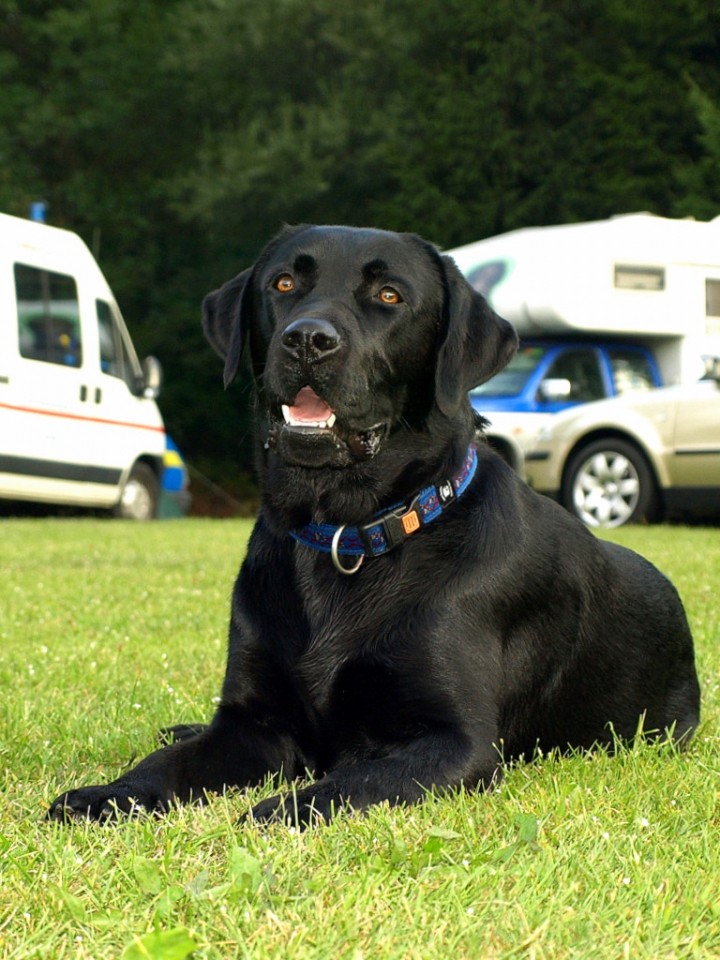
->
[2, 0, 719, 499]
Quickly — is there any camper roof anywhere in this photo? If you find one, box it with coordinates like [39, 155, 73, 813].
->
[447, 213, 720, 273]
[445, 213, 720, 337]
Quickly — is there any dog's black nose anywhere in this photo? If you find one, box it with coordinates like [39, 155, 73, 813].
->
[281, 318, 341, 362]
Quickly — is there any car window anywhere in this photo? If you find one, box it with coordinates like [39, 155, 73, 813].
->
[14, 263, 83, 367]
[471, 345, 547, 397]
[608, 350, 655, 395]
[541, 349, 604, 402]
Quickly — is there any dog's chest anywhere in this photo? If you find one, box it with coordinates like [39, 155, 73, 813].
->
[297, 587, 370, 707]
[293, 554, 400, 710]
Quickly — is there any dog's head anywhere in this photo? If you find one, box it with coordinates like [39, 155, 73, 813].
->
[203, 224, 517, 469]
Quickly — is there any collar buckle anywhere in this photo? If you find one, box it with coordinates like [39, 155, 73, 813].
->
[360, 494, 423, 555]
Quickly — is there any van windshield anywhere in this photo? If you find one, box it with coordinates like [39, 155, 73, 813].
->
[471, 345, 546, 397]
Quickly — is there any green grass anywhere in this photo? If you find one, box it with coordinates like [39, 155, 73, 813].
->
[1, 518, 719, 959]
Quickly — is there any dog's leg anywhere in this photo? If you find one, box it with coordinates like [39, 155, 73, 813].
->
[248, 732, 500, 827]
[46, 708, 303, 822]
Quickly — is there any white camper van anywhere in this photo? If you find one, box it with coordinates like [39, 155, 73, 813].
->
[0, 212, 166, 519]
[446, 213, 720, 468]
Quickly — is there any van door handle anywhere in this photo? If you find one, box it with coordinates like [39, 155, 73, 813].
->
[80, 385, 88, 402]
[95, 388, 102, 404]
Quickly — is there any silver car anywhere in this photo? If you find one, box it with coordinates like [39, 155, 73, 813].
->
[524, 373, 720, 527]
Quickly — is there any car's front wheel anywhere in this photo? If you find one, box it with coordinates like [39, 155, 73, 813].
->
[561, 438, 659, 528]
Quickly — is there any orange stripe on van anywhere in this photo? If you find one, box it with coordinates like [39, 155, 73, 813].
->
[0, 401, 166, 434]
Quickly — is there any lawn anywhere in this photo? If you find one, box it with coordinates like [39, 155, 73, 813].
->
[1, 518, 719, 959]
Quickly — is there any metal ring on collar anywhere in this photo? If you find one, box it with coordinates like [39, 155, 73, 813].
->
[331, 525, 365, 575]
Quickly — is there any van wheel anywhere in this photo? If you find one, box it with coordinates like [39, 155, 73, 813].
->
[562, 438, 659, 528]
[115, 463, 159, 520]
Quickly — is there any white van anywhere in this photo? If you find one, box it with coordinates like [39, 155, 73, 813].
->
[0, 212, 166, 519]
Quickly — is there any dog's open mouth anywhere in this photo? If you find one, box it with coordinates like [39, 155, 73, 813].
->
[282, 386, 338, 431]
[268, 386, 388, 465]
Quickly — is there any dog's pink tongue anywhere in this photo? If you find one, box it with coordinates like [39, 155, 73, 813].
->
[288, 386, 334, 422]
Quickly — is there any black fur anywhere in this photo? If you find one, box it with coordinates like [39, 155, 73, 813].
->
[48, 225, 700, 826]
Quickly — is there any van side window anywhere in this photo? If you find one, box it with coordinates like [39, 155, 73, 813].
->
[608, 349, 655, 395]
[14, 264, 83, 367]
[97, 300, 137, 390]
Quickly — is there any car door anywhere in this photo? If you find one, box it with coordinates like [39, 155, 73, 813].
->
[670, 383, 720, 487]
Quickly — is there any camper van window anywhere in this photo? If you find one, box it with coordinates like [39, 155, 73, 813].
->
[613, 265, 665, 291]
[608, 350, 655, 395]
[97, 300, 136, 389]
[14, 264, 82, 367]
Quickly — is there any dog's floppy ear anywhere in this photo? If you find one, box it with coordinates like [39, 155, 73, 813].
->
[201, 267, 254, 388]
[435, 255, 518, 416]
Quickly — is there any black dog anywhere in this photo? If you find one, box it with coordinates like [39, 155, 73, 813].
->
[48, 225, 700, 826]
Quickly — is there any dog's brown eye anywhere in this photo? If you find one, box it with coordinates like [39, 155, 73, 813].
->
[379, 287, 402, 305]
[275, 274, 296, 293]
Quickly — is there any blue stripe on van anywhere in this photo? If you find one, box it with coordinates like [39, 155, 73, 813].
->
[0, 455, 121, 485]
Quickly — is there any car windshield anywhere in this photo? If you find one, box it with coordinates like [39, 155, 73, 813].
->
[471, 345, 547, 397]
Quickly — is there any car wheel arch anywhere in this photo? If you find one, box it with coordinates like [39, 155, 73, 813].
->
[114, 457, 162, 520]
[560, 430, 663, 527]
[562, 427, 664, 489]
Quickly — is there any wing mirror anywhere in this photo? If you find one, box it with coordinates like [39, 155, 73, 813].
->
[140, 356, 163, 399]
[538, 377, 572, 402]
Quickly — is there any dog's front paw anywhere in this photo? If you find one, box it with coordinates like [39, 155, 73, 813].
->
[47, 783, 170, 823]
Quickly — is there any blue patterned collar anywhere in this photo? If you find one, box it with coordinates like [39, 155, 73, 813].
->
[290, 444, 478, 574]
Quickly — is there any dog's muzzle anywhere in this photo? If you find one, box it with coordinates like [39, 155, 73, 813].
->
[266, 385, 388, 468]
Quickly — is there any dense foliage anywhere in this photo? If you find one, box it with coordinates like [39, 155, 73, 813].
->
[2, 0, 719, 491]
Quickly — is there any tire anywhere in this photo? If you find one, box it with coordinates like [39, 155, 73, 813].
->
[114, 462, 159, 520]
[561, 438, 659, 529]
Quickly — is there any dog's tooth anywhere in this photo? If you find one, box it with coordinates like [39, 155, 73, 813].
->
[282, 404, 291, 423]
[327, 413, 337, 428]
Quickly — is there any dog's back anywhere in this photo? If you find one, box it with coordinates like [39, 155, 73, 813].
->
[494, 479, 700, 759]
